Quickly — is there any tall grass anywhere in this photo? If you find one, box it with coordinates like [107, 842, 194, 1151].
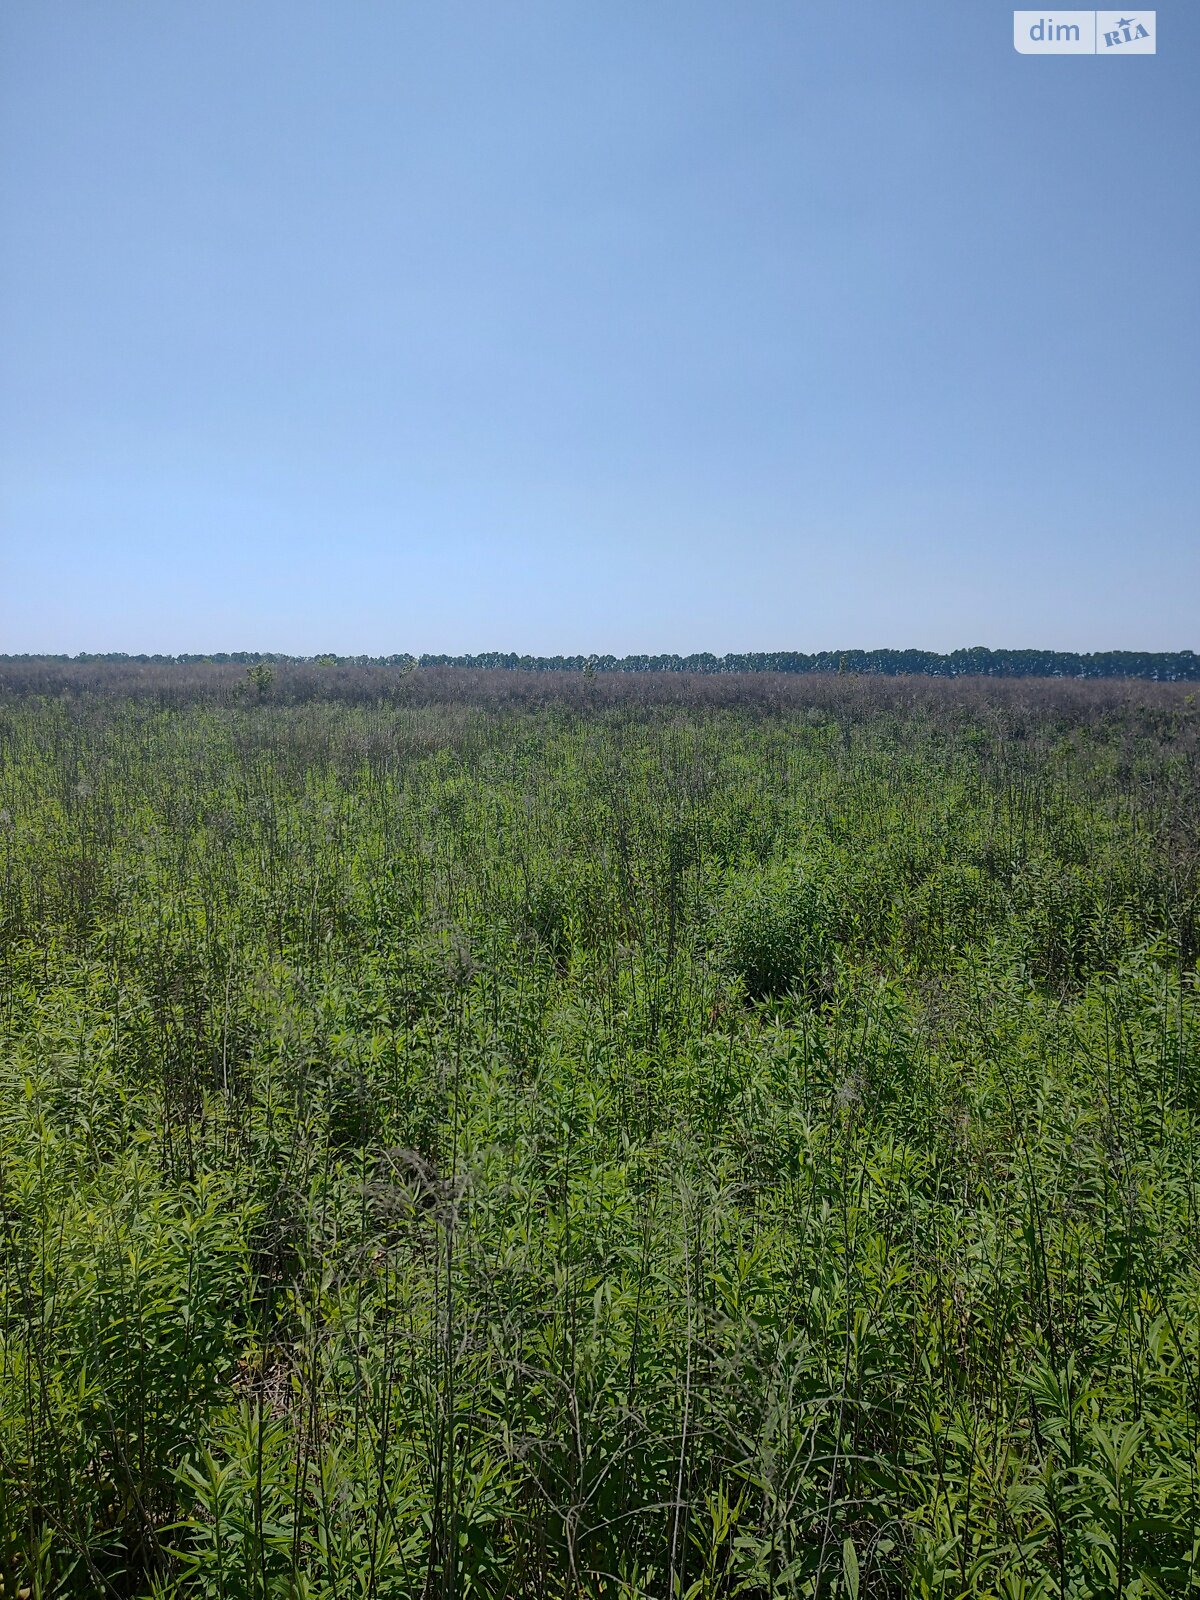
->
[0, 679, 1197, 1596]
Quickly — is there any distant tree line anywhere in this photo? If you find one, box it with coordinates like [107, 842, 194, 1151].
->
[416, 648, 1200, 680]
[3, 648, 1197, 680]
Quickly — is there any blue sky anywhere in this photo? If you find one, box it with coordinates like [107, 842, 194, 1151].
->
[2, 1, 1196, 655]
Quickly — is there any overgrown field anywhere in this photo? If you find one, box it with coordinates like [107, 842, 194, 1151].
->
[1, 675, 1198, 1598]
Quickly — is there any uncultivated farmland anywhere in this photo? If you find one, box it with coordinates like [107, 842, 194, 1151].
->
[0, 669, 1198, 1598]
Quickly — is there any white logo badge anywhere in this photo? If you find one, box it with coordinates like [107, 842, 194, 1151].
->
[1014, 11, 1155, 53]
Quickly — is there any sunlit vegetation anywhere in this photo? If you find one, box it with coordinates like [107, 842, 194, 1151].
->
[0, 669, 1197, 1597]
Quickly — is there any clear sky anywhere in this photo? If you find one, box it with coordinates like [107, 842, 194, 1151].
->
[1, 1, 1196, 656]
